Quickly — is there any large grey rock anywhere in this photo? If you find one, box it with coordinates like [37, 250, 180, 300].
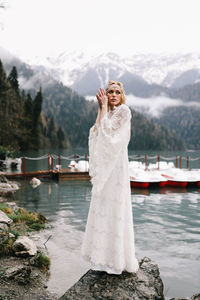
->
[13, 236, 37, 256]
[59, 257, 164, 300]
[0, 209, 13, 225]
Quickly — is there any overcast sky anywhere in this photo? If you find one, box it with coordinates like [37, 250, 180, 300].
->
[1, 0, 200, 61]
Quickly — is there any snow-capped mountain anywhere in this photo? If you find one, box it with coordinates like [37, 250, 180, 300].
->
[2, 46, 200, 97]
[25, 51, 200, 95]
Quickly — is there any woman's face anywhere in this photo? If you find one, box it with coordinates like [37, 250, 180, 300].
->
[107, 85, 122, 108]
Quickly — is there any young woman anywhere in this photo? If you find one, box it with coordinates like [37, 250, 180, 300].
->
[81, 81, 138, 274]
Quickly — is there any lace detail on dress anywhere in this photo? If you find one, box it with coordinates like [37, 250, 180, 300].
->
[88, 104, 131, 194]
[82, 104, 138, 274]
[101, 104, 131, 133]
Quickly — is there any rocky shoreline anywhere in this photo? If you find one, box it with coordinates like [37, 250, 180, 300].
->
[0, 174, 56, 300]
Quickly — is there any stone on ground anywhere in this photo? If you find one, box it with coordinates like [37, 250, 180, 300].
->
[59, 257, 165, 300]
[13, 236, 37, 256]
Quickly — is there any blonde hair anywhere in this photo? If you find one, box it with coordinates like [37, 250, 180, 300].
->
[106, 81, 126, 104]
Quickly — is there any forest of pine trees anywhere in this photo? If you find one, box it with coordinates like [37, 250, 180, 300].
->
[0, 58, 186, 153]
[0, 60, 68, 151]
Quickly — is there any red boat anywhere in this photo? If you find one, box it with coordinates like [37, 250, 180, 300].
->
[161, 174, 188, 188]
[166, 180, 188, 188]
[130, 180, 149, 189]
[150, 180, 168, 188]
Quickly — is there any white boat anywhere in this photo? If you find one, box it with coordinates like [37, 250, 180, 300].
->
[129, 168, 150, 188]
[129, 160, 200, 188]
[129, 167, 167, 189]
[68, 160, 89, 172]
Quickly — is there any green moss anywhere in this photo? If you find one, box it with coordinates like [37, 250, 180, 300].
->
[0, 233, 15, 257]
[0, 204, 48, 257]
[0, 268, 7, 279]
[0, 207, 13, 214]
[0, 146, 16, 158]
[29, 223, 45, 231]
[9, 230, 19, 238]
[0, 204, 10, 212]
[33, 252, 50, 272]
[2, 205, 47, 232]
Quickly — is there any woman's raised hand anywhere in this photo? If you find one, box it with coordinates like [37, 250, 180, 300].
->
[96, 88, 108, 109]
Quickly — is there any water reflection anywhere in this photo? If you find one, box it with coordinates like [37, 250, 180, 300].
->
[14, 181, 200, 299]
[131, 187, 200, 298]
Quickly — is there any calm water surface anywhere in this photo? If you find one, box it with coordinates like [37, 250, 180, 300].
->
[10, 149, 200, 298]
[14, 179, 200, 299]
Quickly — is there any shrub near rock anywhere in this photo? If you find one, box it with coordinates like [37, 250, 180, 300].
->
[32, 251, 51, 272]
[0, 203, 48, 263]
[0, 203, 55, 299]
[1, 205, 47, 233]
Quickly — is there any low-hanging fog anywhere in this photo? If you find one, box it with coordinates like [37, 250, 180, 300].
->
[86, 95, 200, 118]
[126, 94, 200, 118]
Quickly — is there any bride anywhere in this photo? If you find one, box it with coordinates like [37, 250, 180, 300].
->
[81, 81, 139, 274]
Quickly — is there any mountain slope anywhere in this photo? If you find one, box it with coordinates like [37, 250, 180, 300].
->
[169, 82, 200, 102]
[0, 50, 185, 150]
[154, 106, 200, 149]
[23, 50, 200, 90]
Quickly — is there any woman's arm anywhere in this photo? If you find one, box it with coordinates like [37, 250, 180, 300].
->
[96, 88, 108, 120]
[93, 108, 101, 131]
[93, 88, 108, 131]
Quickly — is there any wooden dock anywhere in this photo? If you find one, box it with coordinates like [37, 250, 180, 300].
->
[3, 168, 90, 181]
[59, 168, 90, 180]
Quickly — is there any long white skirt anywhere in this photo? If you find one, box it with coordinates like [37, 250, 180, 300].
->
[81, 154, 139, 274]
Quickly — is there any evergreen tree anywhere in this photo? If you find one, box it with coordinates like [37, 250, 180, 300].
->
[0, 63, 25, 149]
[47, 116, 55, 138]
[32, 88, 43, 147]
[0, 59, 10, 93]
[8, 66, 19, 92]
[33, 88, 43, 126]
[57, 126, 65, 148]
[25, 93, 33, 116]
[47, 116, 57, 145]
[0, 61, 71, 151]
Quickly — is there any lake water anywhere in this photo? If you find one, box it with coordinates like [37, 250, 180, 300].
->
[12, 149, 200, 299]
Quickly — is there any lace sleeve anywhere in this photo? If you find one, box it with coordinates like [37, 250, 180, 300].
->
[100, 104, 131, 139]
[88, 124, 99, 180]
[89, 105, 131, 193]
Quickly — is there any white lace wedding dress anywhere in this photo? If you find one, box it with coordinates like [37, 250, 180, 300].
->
[81, 104, 139, 274]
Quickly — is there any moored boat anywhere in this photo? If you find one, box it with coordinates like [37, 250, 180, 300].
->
[129, 160, 200, 189]
[185, 169, 200, 187]
[129, 167, 167, 189]
[130, 177, 150, 189]
[129, 167, 150, 189]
